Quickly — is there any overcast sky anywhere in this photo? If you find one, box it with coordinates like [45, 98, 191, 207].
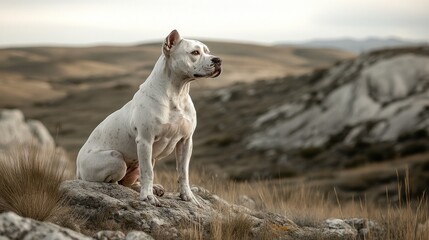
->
[0, 0, 428, 47]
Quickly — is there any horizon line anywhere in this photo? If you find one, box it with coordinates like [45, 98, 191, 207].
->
[1, 35, 428, 49]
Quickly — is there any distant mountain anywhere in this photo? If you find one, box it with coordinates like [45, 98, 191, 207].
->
[280, 37, 427, 53]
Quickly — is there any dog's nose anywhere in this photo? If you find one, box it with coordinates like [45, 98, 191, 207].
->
[212, 57, 222, 65]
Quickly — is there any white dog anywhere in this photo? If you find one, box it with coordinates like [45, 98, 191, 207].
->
[76, 30, 222, 206]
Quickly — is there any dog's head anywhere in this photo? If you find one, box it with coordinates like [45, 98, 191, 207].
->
[163, 30, 222, 80]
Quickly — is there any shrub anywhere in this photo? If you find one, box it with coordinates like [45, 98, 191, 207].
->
[0, 145, 73, 222]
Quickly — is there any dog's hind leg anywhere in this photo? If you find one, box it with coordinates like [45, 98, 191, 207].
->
[78, 150, 127, 184]
[119, 165, 140, 186]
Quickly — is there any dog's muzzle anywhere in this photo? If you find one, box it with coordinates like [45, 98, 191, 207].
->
[210, 57, 222, 78]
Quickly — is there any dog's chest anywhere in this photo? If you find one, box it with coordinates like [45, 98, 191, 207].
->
[152, 106, 195, 159]
[160, 109, 193, 138]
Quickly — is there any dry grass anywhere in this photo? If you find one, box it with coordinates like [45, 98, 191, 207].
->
[155, 168, 429, 240]
[179, 218, 205, 240]
[0, 145, 75, 223]
[179, 213, 257, 240]
[211, 213, 253, 240]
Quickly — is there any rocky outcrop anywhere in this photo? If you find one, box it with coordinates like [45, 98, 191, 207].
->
[248, 49, 429, 150]
[60, 180, 288, 239]
[0, 109, 54, 148]
[0, 211, 156, 240]
[0, 212, 91, 240]
[0, 177, 384, 239]
[58, 180, 384, 239]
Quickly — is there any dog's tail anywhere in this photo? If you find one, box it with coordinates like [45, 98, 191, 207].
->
[0, 145, 73, 222]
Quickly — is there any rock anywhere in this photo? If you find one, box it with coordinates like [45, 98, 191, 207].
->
[0, 109, 54, 148]
[289, 218, 384, 240]
[248, 52, 429, 150]
[92, 230, 155, 240]
[0, 212, 91, 240]
[94, 230, 126, 240]
[252, 103, 305, 128]
[125, 231, 154, 240]
[0, 109, 69, 168]
[345, 218, 384, 240]
[238, 195, 257, 209]
[60, 180, 279, 239]
[27, 120, 55, 146]
[60, 180, 384, 239]
[322, 218, 358, 239]
[288, 219, 356, 240]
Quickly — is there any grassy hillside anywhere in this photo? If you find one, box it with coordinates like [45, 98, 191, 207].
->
[0, 41, 353, 107]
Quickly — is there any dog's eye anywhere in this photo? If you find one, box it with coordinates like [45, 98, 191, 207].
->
[191, 50, 200, 56]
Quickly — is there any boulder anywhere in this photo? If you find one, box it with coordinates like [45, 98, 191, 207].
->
[0, 109, 70, 172]
[60, 180, 288, 238]
[0, 212, 90, 240]
[0, 109, 54, 148]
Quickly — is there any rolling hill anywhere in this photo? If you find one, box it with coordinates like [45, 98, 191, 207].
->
[0, 41, 353, 107]
[280, 37, 427, 53]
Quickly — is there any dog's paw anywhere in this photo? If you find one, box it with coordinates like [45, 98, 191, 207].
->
[180, 191, 201, 207]
[153, 184, 165, 197]
[141, 194, 161, 207]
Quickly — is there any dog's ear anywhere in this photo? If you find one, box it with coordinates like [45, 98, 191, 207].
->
[163, 29, 181, 55]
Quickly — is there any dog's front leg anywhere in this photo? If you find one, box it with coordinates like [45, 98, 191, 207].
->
[137, 139, 160, 206]
[175, 137, 200, 206]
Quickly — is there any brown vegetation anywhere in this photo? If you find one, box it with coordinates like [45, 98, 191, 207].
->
[0, 145, 76, 224]
[154, 168, 429, 240]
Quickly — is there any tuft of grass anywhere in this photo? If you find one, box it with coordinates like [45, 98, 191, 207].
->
[178, 213, 255, 240]
[0, 145, 74, 222]
[179, 219, 204, 240]
[215, 214, 253, 240]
